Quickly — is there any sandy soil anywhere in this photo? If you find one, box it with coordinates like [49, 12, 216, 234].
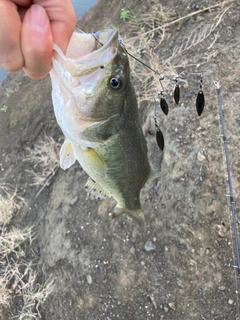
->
[1, 0, 240, 319]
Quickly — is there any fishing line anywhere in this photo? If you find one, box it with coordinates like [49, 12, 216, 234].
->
[213, 81, 240, 274]
[91, 32, 176, 86]
[92, 32, 160, 74]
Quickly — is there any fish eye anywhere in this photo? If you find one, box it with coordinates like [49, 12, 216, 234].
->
[109, 75, 123, 91]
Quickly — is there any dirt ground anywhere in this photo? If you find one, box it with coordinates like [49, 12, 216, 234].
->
[1, 0, 240, 319]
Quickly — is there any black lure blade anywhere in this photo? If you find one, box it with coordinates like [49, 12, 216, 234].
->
[156, 128, 164, 150]
[196, 90, 205, 116]
[160, 98, 169, 115]
[173, 85, 180, 105]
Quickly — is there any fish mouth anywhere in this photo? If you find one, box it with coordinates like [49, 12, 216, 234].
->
[52, 29, 119, 77]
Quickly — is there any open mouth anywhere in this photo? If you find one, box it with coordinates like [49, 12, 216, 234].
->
[66, 29, 118, 58]
[52, 29, 119, 77]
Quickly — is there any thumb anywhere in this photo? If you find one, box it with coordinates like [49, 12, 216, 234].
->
[21, 4, 53, 79]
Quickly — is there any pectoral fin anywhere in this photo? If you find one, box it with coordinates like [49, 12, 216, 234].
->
[60, 139, 76, 169]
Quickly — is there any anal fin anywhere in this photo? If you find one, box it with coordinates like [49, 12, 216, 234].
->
[85, 178, 112, 200]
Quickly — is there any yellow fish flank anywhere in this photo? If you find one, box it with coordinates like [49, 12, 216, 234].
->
[50, 29, 155, 224]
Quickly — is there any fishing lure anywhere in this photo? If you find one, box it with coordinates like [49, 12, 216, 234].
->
[173, 77, 180, 105]
[154, 115, 164, 150]
[196, 73, 205, 116]
[159, 92, 169, 116]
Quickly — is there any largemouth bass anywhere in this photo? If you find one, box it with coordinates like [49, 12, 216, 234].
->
[50, 29, 155, 225]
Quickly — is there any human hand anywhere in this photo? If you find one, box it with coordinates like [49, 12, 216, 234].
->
[0, 0, 76, 79]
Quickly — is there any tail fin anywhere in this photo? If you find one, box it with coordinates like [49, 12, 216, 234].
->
[112, 204, 146, 229]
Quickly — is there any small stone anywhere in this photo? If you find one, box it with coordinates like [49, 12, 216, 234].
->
[218, 286, 226, 291]
[169, 302, 176, 310]
[70, 196, 78, 205]
[149, 294, 157, 309]
[217, 224, 227, 238]
[130, 247, 135, 255]
[87, 274, 92, 284]
[144, 241, 156, 252]
[228, 299, 234, 305]
[197, 151, 206, 162]
[189, 260, 195, 266]
[164, 307, 169, 312]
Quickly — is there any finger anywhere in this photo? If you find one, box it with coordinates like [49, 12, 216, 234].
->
[21, 4, 53, 79]
[0, 1, 24, 71]
[34, 0, 76, 53]
[11, 0, 31, 5]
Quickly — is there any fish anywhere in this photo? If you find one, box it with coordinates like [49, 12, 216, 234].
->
[50, 29, 157, 225]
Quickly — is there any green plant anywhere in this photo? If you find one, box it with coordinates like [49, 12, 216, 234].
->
[120, 8, 134, 21]
[158, 5, 166, 22]
[120, 8, 143, 31]
[0, 105, 8, 112]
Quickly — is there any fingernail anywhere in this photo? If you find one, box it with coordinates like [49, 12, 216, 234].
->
[29, 5, 48, 30]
